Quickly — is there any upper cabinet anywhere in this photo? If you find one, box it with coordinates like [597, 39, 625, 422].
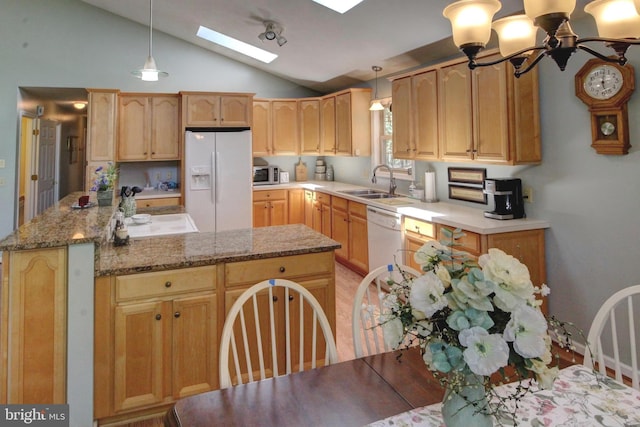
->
[392, 50, 541, 165]
[87, 89, 118, 162]
[182, 92, 253, 128]
[330, 89, 372, 157]
[252, 99, 299, 156]
[299, 99, 321, 155]
[117, 94, 180, 161]
[392, 70, 439, 160]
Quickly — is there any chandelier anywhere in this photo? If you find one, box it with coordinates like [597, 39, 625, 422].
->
[443, 0, 640, 77]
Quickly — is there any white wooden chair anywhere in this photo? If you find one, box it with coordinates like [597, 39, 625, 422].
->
[352, 263, 422, 358]
[219, 279, 338, 388]
[584, 284, 640, 390]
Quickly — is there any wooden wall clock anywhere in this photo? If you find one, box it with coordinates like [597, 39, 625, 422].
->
[575, 58, 635, 155]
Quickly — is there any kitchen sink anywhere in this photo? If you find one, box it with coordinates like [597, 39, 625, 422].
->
[356, 193, 400, 199]
[339, 189, 391, 196]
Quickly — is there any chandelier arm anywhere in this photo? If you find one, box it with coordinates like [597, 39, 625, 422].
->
[576, 37, 640, 46]
[576, 44, 626, 65]
[513, 50, 549, 78]
[469, 45, 546, 69]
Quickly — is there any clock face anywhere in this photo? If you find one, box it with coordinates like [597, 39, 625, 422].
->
[583, 65, 624, 100]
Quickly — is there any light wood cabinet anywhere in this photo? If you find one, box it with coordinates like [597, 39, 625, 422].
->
[299, 99, 321, 155]
[253, 190, 288, 227]
[304, 190, 314, 228]
[0, 248, 67, 404]
[94, 266, 217, 419]
[331, 89, 372, 157]
[182, 92, 252, 127]
[137, 197, 181, 208]
[311, 192, 332, 237]
[403, 217, 437, 271]
[252, 100, 298, 156]
[437, 224, 482, 257]
[331, 196, 368, 274]
[392, 70, 439, 160]
[224, 252, 336, 375]
[87, 89, 118, 162]
[438, 53, 540, 164]
[117, 94, 180, 161]
[287, 188, 305, 224]
[320, 96, 336, 154]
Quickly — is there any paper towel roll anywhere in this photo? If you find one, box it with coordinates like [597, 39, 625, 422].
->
[425, 171, 438, 203]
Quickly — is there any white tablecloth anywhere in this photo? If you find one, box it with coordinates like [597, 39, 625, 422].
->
[367, 365, 640, 426]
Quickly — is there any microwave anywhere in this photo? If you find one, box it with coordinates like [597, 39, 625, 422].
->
[253, 165, 280, 185]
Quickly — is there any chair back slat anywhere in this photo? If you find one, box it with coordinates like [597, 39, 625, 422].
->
[584, 284, 640, 391]
[352, 264, 422, 358]
[219, 279, 338, 388]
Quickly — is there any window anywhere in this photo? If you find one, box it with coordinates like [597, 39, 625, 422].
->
[371, 97, 414, 181]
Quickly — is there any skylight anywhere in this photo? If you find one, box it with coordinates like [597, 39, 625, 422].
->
[312, 0, 364, 14]
[196, 26, 278, 64]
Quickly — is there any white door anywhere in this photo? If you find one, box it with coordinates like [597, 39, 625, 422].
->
[35, 119, 58, 215]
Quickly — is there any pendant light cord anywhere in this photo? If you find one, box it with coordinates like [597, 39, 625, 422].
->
[148, 0, 153, 57]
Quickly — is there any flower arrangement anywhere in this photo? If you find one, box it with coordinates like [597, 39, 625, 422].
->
[91, 162, 118, 192]
[379, 228, 564, 424]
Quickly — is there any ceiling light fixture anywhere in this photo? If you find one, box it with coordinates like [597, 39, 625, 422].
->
[312, 0, 365, 14]
[443, 0, 640, 77]
[369, 66, 384, 111]
[132, 0, 168, 81]
[258, 21, 287, 47]
[73, 102, 87, 110]
[197, 26, 278, 63]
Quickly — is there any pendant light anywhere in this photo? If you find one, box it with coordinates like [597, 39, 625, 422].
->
[132, 0, 168, 81]
[369, 66, 384, 111]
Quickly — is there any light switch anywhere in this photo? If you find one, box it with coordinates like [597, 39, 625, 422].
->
[0, 159, 5, 168]
[0, 178, 5, 186]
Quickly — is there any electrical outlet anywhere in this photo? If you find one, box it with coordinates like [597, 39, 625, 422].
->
[0, 159, 5, 168]
[167, 172, 172, 180]
[523, 187, 533, 203]
[0, 177, 5, 186]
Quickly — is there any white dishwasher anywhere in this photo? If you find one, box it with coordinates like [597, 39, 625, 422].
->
[367, 206, 404, 269]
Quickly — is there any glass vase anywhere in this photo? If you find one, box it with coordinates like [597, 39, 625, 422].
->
[120, 196, 136, 217]
[441, 374, 492, 427]
[96, 190, 113, 207]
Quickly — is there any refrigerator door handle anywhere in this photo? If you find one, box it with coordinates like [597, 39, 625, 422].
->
[211, 152, 216, 203]
[214, 151, 220, 203]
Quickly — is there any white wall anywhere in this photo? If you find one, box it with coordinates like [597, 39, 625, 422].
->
[0, 0, 316, 235]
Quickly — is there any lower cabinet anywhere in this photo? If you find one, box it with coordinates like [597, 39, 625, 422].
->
[312, 192, 332, 237]
[287, 188, 305, 224]
[94, 266, 218, 420]
[0, 247, 67, 404]
[137, 197, 181, 208]
[403, 217, 437, 271]
[253, 190, 288, 227]
[331, 196, 368, 274]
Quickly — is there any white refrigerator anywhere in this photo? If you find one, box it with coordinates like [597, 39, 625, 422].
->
[185, 129, 252, 233]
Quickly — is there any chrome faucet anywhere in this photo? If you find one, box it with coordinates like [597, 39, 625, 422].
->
[371, 164, 396, 196]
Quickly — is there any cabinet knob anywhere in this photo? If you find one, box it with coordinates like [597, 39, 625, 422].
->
[155, 314, 162, 320]
[174, 312, 181, 318]
[288, 295, 294, 301]
[279, 266, 286, 273]
[152, 151, 155, 155]
[272, 295, 278, 302]
[165, 281, 172, 288]
[144, 152, 148, 155]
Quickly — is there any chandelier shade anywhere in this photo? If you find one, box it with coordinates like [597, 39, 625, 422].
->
[444, 0, 640, 77]
[132, 0, 167, 81]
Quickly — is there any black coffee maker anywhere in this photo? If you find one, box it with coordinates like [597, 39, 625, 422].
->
[483, 178, 525, 220]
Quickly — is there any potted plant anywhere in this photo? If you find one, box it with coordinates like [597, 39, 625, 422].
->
[91, 162, 118, 206]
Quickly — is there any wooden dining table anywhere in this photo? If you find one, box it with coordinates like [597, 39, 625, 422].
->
[164, 347, 444, 427]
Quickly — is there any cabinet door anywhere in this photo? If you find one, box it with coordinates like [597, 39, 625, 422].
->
[252, 100, 271, 156]
[253, 201, 270, 227]
[320, 97, 336, 154]
[299, 99, 321, 155]
[118, 95, 150, 161]
[405, 234, 426, 271]
[272, 101, 299, 155]
[311, 200, 323, 234]
[184, 95, 219, 126]
[269, 199, 288, 226]
[348, 202, 369, 273]
[172, 294, 217, 398]
[472, 59, 510, 162]
[304, 190, 314, 228]
[87, 90, 117, 162]
[413, 70, 439, 159]
[288, 189, 305, 224]
[335, 93, 352, 155]
[114, 301, 165, 412]
[330, 199, 349, 261]
[392, 77, 413, 159]
[151, 96, 180, 160]
[437, 225, 482, 257]
[220, 95, 251, 127]
[6, 248, 67, 404]
[439, 62, 473, 161]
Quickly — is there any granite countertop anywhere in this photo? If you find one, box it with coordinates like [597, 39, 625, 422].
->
[254, 181, 550, 235]
[96, 223, 340, 276]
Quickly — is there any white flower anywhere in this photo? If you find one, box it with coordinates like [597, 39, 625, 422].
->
[434, 264, 452, 288]
[529, 359, 558, 389]
[460, 327, 510, 376]
[479, 248, 535, 312]
[503, 305, 548, 358]
[409, 271, 448, 317]
[380, 316, 404, 349]
[414, 241, 447, 267]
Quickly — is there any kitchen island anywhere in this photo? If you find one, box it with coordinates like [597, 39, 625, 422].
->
[0, 192, 340, 427]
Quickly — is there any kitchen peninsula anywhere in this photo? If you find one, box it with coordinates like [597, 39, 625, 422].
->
[0, 192, 340, 427]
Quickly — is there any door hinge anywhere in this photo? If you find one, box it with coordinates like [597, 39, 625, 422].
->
[31, 174, 38, 181]
[32, 129, 40, 136]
